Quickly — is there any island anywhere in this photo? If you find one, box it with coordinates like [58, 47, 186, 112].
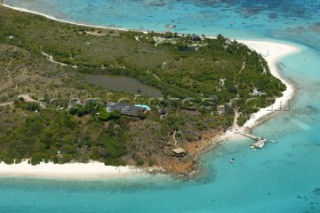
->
[0, 5, 291, 178]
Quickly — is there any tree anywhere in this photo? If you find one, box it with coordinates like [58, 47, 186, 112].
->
[98, 108, 121, 121]
[138, 112, 146, 120]
[68, 106, 80, 115]
[22, 102, 40, 111]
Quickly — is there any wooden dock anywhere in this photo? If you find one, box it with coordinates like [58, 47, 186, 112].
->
[236, 132, 267, 148]
[252, 139, 267, 149]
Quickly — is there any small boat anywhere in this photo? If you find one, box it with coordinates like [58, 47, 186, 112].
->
[230, 158, 235, 163]
[270, 140, 277, 144]
[230, 21, 235, 26]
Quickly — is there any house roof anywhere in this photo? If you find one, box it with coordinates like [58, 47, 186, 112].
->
[172, 147, 186, 154]
[159, 109, 167, 115]
[107, 103, 145, 117]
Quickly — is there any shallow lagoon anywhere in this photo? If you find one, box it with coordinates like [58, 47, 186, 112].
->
[2, 0, 320, 212]
[83, 73, 162, 97]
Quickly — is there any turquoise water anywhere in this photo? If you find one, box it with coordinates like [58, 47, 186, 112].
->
[2, 1, 320, 212]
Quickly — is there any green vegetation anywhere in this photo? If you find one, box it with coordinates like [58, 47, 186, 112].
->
[98, 108, 121, 121]
[19, 101, 41, 112]
[136, 160, 145, 166]
[0, 6, 286, 173]
[0, 108, 128, 165]
[0, 6, 284, 104]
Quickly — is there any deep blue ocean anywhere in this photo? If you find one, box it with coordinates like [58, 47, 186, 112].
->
[2, 1, 320, 212]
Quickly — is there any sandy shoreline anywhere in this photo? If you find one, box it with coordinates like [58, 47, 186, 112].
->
[240, 41, 299, 127]
[219, 40, 300, 141]
[0, 160, 149, 180]
[0, 4, 300, 179]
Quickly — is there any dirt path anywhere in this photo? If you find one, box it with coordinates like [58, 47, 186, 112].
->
[0, 102, 13, 107]
[18, 94, 37, 102]
[41, 51, 77, 68]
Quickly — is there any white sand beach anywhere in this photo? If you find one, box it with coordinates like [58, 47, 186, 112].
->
[0, 160, 145, 180]
[0, 4, 301, 178]
[239, 40, 300, 129]
[221, 40, 300, 141]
